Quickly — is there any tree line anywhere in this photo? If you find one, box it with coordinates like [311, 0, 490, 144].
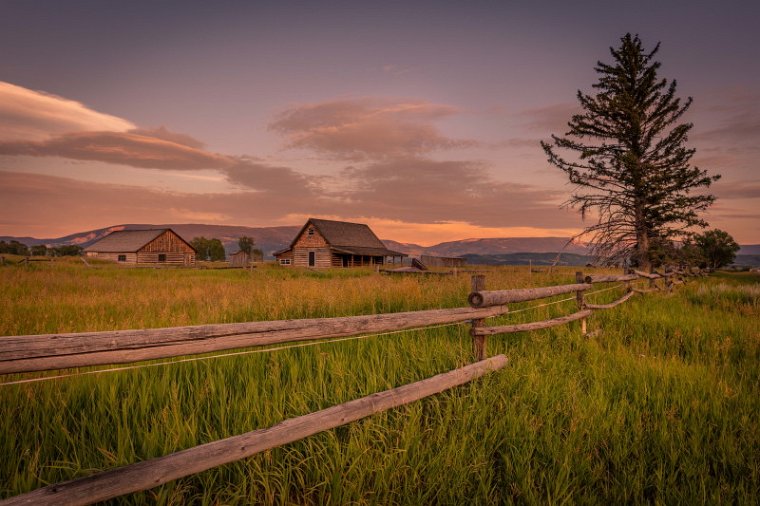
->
[0, 241, 82, 257]
[189, 236, 263, 262]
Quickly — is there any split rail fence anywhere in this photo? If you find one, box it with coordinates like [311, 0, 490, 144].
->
[0, 267, 704, 505]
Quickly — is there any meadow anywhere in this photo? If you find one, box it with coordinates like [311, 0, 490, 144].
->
[0, 261, 758, 504]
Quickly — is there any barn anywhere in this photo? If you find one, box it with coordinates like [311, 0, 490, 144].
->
[229, 250, 251, 267]
[274, 218, 406, 268]
[84, 229, 196, 266]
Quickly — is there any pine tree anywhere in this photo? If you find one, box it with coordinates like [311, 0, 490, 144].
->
[541, 33, 719, 270]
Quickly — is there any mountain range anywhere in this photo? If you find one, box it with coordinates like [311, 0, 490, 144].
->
[2, 223, 758, 262]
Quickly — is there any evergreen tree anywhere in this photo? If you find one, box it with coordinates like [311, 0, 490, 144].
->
[541, 33, 719, 270]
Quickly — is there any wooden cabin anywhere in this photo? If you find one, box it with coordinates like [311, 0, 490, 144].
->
[84, 229, 195, 266]
[274, 218, 406, 268]
[229, 250, 250, 267]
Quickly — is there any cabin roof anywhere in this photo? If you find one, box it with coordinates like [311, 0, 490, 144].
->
[285, 218, 406, 256]
[84, 229, 193, 253]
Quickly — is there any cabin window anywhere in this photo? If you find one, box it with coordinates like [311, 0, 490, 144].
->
[307, 227, 315, 236]
[117, 254, 126, 262]
[279, 258, 291, 265]
[308, 251, 316, 267]
[158, 253, 166, 262]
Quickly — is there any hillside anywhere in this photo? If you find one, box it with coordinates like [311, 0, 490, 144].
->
[3, 224, 756, 264]
[464, 252, 591, 266]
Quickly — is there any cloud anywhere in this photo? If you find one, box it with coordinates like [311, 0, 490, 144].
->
[224, 158, 315, 195]
[0, 170, 332, 237]
[0, 130, 231, 170]
[269, 98, 475, 160]
[0, 81, 134, 142]
[333, 157, 579, 229]
[714, 179, 760, 200]
[518, 103, 578, 133]
[129, 126, 206, 149]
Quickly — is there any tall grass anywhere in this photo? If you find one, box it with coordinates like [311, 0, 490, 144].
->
[0, 263, 757, 504]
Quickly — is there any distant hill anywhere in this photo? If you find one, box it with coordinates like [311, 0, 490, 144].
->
[0, 224, 299, 258]
[734, 255, 760, 267]
[425, 237, 588, 256]
[463, 252, 592, 266]
[738, 245, 760, 255]
[3, 224, 756, 265]
[383, 237, 589, 258]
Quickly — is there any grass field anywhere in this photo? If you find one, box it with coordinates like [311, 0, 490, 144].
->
[1, 261, 758, 504]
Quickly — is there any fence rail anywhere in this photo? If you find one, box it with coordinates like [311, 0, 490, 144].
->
[0, 356, 509, 506]
[0, 306, 506, 375]
[0, 266, 704, 505]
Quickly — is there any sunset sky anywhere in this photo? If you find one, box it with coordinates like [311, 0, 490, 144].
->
[1, 0, 758, 244]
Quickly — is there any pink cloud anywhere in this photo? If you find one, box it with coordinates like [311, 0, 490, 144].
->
[0, 130, 231, 170]
[269, 98, 476, 160]
[0, 81, 134, 142]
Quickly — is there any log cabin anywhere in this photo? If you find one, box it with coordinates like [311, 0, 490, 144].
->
[229, 250, 251, 267]
[274, 218, 406, 268]
[84, 229, 196, 266]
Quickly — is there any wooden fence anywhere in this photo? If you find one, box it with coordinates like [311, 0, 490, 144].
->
[0, 267, 702, 505]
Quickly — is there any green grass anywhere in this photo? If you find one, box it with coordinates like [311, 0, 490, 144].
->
[0, 263, 758, 504]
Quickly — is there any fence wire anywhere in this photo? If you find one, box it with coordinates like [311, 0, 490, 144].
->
[0, 280, 654, 387]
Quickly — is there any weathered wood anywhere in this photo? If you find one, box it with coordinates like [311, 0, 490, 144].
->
[0, 306, 508, 375]
[584, 274, 638, 284]
[468, 283, 591, 308]
[575, 272, 587, 336]
[472, 310, 592, 336]
[633, 270, 661, 279]
[470, 275, 487, 361]
[0, 355, 509, 506]
[585, 291, 636, 309]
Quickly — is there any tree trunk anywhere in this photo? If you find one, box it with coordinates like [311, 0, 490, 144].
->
[634, 200, 651, 272]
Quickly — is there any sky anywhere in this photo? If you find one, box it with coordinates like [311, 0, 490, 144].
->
[0, 0, 758, 245]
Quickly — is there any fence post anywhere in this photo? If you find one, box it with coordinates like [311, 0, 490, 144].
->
[470, 274, 487, 361]
[575, 271, 587, 336]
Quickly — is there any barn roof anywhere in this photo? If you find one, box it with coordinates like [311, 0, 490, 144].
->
[281, 218, 406, 257]
[84, 229, 187, 253]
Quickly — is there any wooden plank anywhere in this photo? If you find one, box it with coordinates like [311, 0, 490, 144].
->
[583, 274, 638, 284]
[0, 355, 509, 506]
[575, 272, 587, 336]
[586, 291, 636, 309]
[472, 310, 592, 336]
[470, 275, 487, 361]
[468, 283, 591, 308]
[0, 306, 508, 375]
[633, 270, 661, 279]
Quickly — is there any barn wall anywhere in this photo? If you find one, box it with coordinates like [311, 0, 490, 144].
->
[275, 250, 294, 265]
[293, 226, 328, 249]
[90, 252, 137, 263]
[136, 252, 194, 265]
[293, 247, 331, 268]
[230, 252, 250, 267]
[143, 230, 195, 254]
[137, 230, 196, 265]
